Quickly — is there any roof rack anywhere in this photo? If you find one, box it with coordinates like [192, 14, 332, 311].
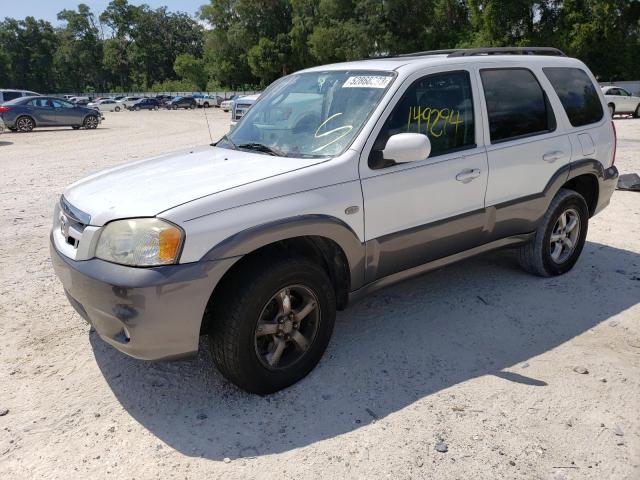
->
[377, 47, 566, 59]
[448, 47, 566, 57]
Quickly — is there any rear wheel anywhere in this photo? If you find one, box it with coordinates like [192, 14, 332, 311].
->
[190, 103, 196, 109]
[134, 106, 140, 111]
[518, 188, 589, 277]
[608, 103, 615, 117]
[115, 106, 121, 112]
[203, 102, 210, 108]
[208, 255, 336, 394]
[172, 104, 178, 110]
[83, 115, 99, 129]
[16, 116, 35, 132]
[634, 104, 640, 118]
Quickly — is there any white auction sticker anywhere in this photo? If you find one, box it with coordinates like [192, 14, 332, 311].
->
[342, 75, 392, 88]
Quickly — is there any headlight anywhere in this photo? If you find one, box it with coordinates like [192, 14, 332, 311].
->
[95, 218, 184, 266]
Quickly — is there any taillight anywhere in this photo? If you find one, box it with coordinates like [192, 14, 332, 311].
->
[0, 106, 10, 113]
[611, 120, 617, 166]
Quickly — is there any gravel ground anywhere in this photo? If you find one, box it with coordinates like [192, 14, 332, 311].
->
[0, 110, 638, 479]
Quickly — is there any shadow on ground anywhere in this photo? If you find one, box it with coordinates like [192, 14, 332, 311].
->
[92, 241, 640, 460]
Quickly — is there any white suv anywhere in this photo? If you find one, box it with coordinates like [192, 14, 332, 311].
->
[601, 85, 640, 118]
[51, 47, 618, 393]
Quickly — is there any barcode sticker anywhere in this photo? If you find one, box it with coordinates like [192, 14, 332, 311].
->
[342, 75, 392, 89]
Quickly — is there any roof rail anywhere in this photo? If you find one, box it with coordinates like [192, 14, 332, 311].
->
[374, 47, 566, 60]
[448, 47, 566, 57]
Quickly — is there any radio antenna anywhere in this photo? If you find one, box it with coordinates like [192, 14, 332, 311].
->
[203, 99, 215, 146]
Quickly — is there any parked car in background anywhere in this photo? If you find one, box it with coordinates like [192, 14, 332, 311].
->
[601, 86, 640, 118]
[194, 94, 221, 108]
[129, 98, 161, 111]
[112, 95, 127, 102]
[0, 96, 101, 132]
[88, 99, 121, 112]
[166, 96, 197, 109]
[69, 96, 91, 106]
[117, 96, 143, 109]
[0, 89, 41, 104]
[230, 94, 260, 126]
[155, 94, 173, 106]
[220, 95, 238, 112]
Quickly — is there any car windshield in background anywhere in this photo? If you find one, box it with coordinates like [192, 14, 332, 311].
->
[173, 96, 183, 101]
[222, 70, 395, 158]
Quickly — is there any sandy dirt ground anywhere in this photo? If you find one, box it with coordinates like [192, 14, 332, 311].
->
[0, 109, 638, 479]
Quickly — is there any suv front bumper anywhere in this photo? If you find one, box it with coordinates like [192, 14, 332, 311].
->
[50, 235, 237, 360]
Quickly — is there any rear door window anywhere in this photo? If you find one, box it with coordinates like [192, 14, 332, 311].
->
[543, 67, 604, 127]
[480, 68, 556, 143]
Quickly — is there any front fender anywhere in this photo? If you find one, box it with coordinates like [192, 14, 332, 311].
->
[201, 214, 366, 290]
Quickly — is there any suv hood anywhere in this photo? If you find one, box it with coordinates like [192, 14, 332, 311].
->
[63, 146, 326, 226]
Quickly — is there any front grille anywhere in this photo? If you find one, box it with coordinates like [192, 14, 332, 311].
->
[58, 196, 91, 249]
[234, 103, 252, 121]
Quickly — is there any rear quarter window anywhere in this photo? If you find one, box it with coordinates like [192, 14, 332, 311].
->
[543, 67, 603, 127]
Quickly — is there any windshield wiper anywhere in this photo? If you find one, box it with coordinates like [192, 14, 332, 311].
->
[237, 143, 285, 157]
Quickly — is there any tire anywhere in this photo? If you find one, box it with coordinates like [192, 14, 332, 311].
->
[190, 103, 196, 109]
[223, 109, 229, 113]
[115, 106, 121, 112]
[608, 103, 615, 117]
[209, 255, 336, 394]
[83, 115, 99, 130]
[154, 105, 159, 111]
[72, 126, 80, 130]
[203, 102, 210, 108]
[518, 188, 589, 277]
[172, 104, 178, 110]
[634, 104, 640, 119]
[16, 116, 35, 132]
[134, 106, 140, 111]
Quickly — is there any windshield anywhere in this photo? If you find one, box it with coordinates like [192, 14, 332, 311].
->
[221, 70, 395, 158]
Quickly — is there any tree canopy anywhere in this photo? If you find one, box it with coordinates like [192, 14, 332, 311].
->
[0, 0, 638, 92]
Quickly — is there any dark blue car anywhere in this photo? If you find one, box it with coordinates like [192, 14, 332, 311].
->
[0, 96, 101, 132]
[128, 98, 161, 111]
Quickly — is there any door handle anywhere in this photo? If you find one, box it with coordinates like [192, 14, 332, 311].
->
[543, 151, 564, 163]
[455, 168, 481, 183]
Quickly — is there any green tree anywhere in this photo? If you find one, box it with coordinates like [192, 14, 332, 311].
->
[55, 4, 104, 91]
[174, 53, 208, 90]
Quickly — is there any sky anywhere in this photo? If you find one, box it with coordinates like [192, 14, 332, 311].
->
[1, 0, 206, 24]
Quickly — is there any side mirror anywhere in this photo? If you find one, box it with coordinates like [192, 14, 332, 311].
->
[382, 133, 431, 164]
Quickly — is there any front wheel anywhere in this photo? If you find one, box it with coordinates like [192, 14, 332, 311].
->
[634, 104, 640, 118]
[190, 103, 196, 109]
[208, 255, 336, 394]
[83, 115, 99, 130]
[115, 106, 121, 112]
[134, 106, 140, 111]
[608, 103, 615, 117]
[518, 188, 589, 277]
[172, 104, 178, 110]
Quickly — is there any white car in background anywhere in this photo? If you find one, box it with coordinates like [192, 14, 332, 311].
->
[220, 95, 238, 112]
[601, 86, 640, 117]
[116, 96, 143, 109]
[87, 99, 122, 112]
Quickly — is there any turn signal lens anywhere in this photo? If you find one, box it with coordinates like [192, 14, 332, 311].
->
[159, 227, 182, 262]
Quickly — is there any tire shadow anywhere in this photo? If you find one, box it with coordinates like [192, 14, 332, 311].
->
[91, 240, 640, 460]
